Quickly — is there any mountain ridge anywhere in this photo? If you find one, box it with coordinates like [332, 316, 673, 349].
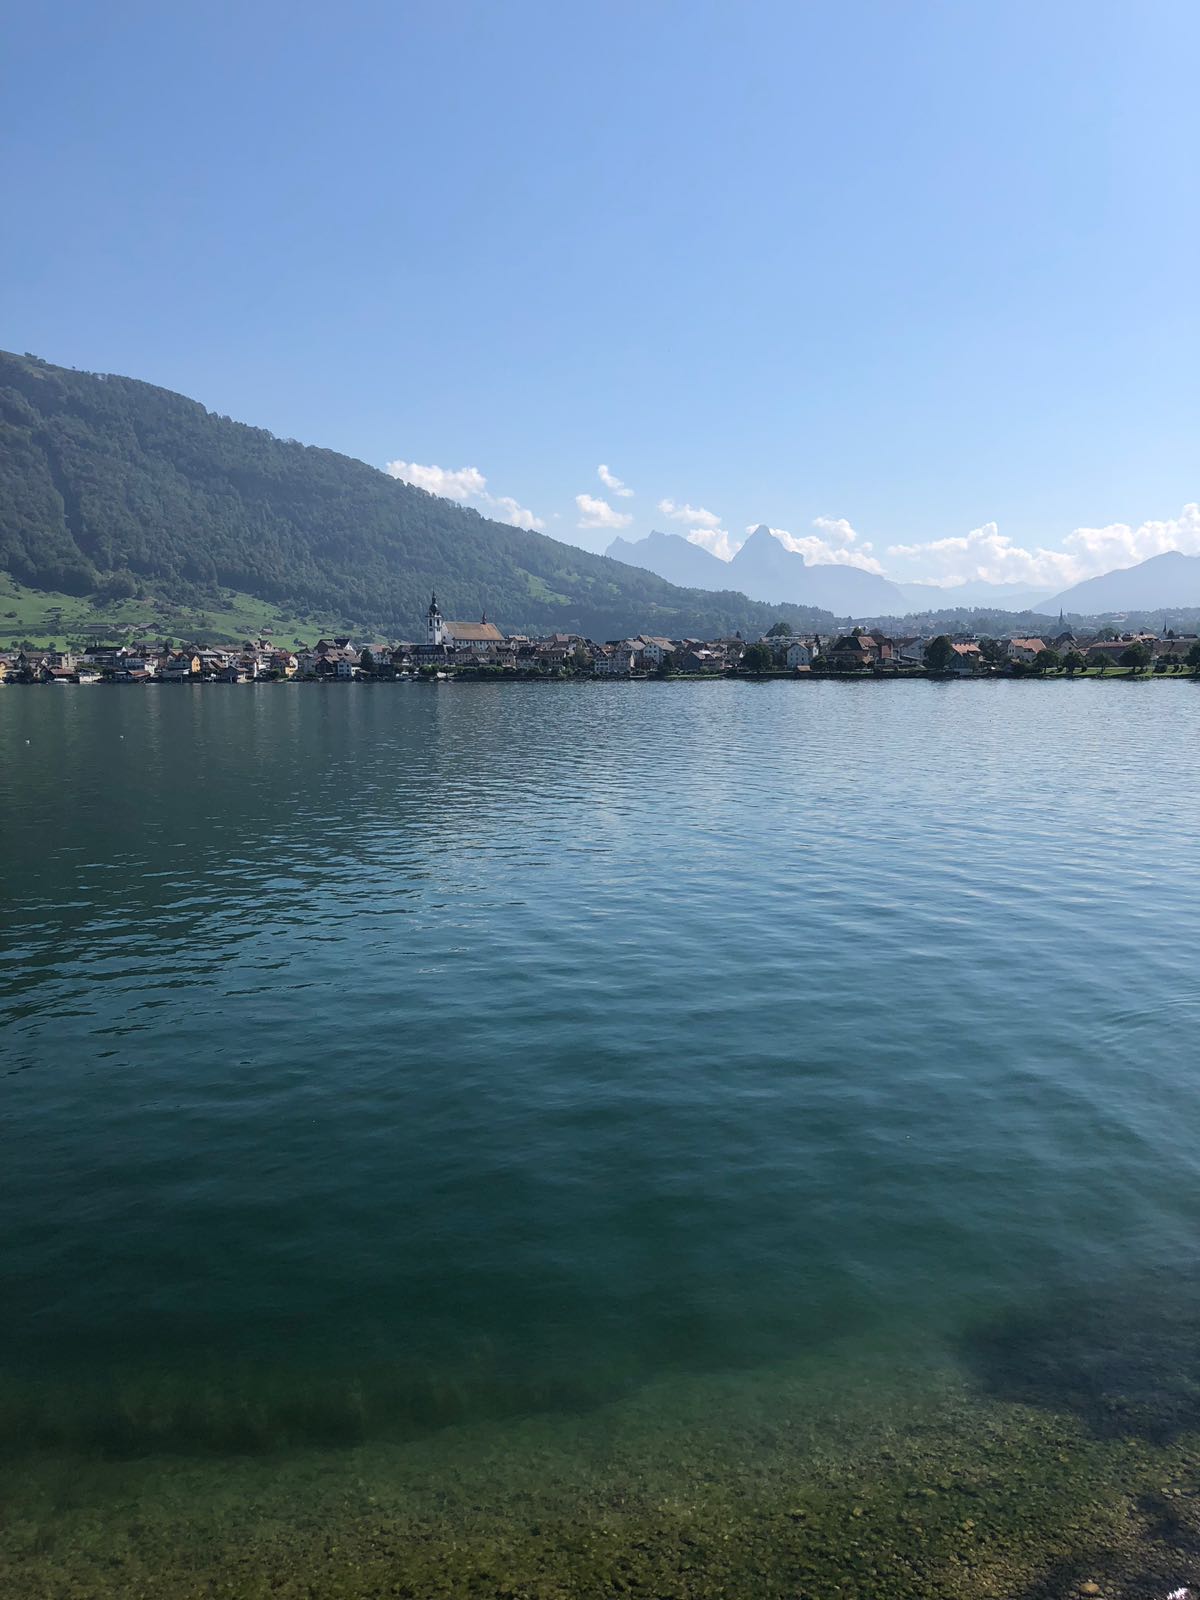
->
[0, 351, 835, 639]
[1047, 550, 1200, 613]
[608, 525, 910, 614]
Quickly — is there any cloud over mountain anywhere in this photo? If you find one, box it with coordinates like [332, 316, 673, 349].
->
[385, 459, 544, 530]
[658, 498, 722, 529]
[575, 493, 633, 530]
[887, 504, 1200, 588]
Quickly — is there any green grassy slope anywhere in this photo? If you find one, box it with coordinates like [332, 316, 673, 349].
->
[0, 352, 834, 640]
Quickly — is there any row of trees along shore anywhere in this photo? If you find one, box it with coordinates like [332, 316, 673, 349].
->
[920, 637, 1200, 674]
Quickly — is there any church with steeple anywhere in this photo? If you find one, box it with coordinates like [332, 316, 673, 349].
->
[427, 592, 445, 646]
[424, 593, 504, 655]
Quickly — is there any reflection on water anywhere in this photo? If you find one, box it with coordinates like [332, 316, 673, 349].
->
[2, 680, 1200, 1595]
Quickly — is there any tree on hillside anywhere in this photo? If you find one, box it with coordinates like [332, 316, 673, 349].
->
[1120, 643, 1150, 673]
[766, 620, 793, 637]
[924, 635, 954, 672]
[1034, 648, 1061, 674]
[0, 351, 842, 641]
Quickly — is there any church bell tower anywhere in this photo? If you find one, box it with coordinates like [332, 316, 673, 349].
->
[427, 592, 444, 646]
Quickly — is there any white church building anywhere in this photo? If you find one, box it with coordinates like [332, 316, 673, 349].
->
[426, 593, 505, 653]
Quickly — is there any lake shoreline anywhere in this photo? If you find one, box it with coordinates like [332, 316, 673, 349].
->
[3, 667, 1197, 687]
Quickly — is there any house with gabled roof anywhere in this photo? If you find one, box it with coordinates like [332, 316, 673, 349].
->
[1006, 637, 1046, 663]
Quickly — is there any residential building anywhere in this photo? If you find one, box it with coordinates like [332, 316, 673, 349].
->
[676, 647, 724, 673]
[1007, 638, 1047, 663]
[950, 642, 983, 671]
[826, 633, 893, 669]
[636, 635, 676, 665]
[162, 652, 200, 681]
[893, 637, 928, 666]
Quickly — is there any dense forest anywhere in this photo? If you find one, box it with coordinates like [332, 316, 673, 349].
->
[0, 352, 835, 639]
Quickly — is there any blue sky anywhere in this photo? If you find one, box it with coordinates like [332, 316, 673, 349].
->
[4, 0, 1198, 588]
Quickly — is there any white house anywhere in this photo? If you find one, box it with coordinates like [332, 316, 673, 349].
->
[1007, 637, 1047, 663]
[637, 635, 675, 665]
[594, 645, 636, 675]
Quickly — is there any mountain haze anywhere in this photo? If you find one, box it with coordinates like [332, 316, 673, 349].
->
[608, 525, 908, 615]
[732, 525, 909, 613]
[605, 529, 730, 591]
[0, 352, 837, 640]
[1047, 551, 1200, 613]
[895, 580, 1056, 612]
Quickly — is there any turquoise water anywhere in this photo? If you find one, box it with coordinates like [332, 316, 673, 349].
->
[3, 679, 1200, 1597]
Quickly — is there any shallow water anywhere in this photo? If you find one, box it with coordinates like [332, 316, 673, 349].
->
[2, 679, 1200, 1596]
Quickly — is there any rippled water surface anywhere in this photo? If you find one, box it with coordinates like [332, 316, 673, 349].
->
[3, 679, 1200, 1598]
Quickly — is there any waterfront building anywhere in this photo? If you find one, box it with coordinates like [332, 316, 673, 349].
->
[427, 593, 505, 653]
[1006, 637, 1047, 663]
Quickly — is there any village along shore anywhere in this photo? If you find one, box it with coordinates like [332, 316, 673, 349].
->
[4, 595, 1200, 684]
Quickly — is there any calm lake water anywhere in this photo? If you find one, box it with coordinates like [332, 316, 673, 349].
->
[3, 679, 1200, 1599]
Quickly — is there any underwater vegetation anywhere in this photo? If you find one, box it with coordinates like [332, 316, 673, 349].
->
[0, 1350, 650, 1460]
[5, 1355, 1200, 1600]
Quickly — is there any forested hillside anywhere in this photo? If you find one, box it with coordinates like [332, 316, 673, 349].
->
[0, 352, 833, 638]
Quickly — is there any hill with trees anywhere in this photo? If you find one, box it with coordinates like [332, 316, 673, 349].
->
[0, 351, 835, 640]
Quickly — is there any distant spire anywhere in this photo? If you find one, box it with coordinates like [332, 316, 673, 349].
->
[481, 609, 487, 624]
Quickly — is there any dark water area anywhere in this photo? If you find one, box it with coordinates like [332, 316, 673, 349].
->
[2, 679, 1200, 1598]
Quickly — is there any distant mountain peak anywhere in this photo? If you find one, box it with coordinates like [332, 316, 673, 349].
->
[743, 523, 777, 547]
[1048, 548, 1200, 612]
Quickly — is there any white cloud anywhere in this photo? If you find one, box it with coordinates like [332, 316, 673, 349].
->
[658, 498, 722, 529]
[385, 458, 544, 531]
[885, 504, 1200, 588]
[811, 516, 863, 548]
[686, 526, 741, 561]
[575, 492, 633, 530]
[1063, 503, 1200, 577]
[745, 517, 884, 574]
[885, 523, 1072, 587]
[386, 461, 487, 502]
[490, 496, 544, 531]
[598, 464, 634, 498]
